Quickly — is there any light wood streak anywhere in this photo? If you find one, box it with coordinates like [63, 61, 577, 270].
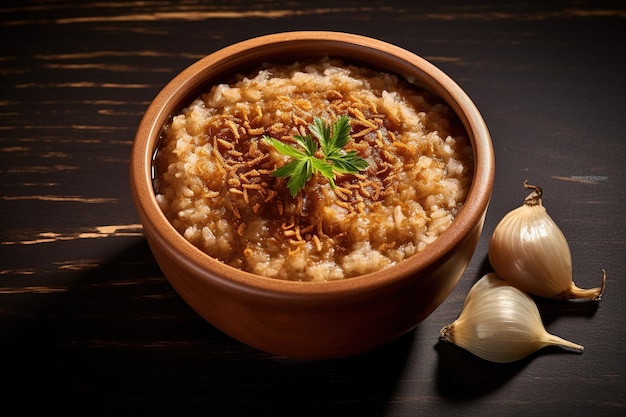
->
[14, 82, 154, 89]
[2, 224, 143, 245]
[1, 195, 118, 203]
[43, 63, 173, 72]
[11, 8, 617, 25]
[0, 286, 70, 294]
[54, 10, 323, 24]
[33, 51, 202, 60]
[1, 165, 79, 173]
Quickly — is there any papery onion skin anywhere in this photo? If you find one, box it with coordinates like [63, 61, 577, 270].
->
[440, 273, 584, 363]
[489, 203, 572, 298]
[488, 182, 605, 300]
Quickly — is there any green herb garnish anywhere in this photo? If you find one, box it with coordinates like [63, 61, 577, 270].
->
[264, 115, 369, 196]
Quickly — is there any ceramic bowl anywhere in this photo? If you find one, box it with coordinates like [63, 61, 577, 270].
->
[130, 31, 494, 359]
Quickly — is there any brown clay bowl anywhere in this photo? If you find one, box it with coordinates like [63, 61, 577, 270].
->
[130, 31, 494, 359]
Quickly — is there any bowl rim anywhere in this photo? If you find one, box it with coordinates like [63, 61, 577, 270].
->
[130, 30, 494, 298]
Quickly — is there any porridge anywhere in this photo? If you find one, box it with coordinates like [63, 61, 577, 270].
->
[153, 59, 473, 281]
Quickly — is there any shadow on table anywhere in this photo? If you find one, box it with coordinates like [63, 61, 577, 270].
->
[3, 238, 415, 417]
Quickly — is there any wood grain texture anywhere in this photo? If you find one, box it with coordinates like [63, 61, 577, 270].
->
[1, 1, 625, 416]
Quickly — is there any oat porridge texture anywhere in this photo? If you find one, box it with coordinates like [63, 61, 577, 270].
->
[154, 59, 473, 281]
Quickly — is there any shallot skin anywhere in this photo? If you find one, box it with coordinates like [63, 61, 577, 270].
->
[440, 273, 584, 363]
[488, 182, 605, 300]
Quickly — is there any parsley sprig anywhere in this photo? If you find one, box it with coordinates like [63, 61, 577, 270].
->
[264, 115, 369, 196]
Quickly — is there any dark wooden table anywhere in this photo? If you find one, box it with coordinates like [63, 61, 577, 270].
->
[2, 1, 625, 416]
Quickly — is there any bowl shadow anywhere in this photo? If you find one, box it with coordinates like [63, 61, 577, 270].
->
[2, 238, 415, 416]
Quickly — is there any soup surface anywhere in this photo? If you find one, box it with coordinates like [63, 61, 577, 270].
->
[154, 59, 473, 281]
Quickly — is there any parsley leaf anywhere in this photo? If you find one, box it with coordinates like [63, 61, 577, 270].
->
[264, 115, 369, 196]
